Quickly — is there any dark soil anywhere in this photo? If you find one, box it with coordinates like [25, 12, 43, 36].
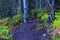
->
[11, 19, 51, 40]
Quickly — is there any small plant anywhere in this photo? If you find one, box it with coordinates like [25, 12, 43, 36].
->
[37, 23, 41, 27]
[37, 8, 48, 21]
[37, 8, 48, 26]
[52, 35, 60, 40]
[0, 14, 24, 32]
[37, 8, 45, 18]
[53, 20, 60, 28]
[41, 13, 48, 21]
[9, 14, 24, 26]
[52, 11, 60, 28]
[0, 25, 13, 40]
[51, 11, 60, 40]
[0, 18, 9, 25]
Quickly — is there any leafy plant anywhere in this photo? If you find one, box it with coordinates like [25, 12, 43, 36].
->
[0, 14, 24, 31]
[0, 18, 9, 25]
[52, 35, 60, 40]
[37, 8, 48, 26]
[41, 13, 48, 21]
[53, 20, 60, 27]
[0, 25, 13, 40]
[52, 11, 60, 28]
[37, 23, 41, 27]
[9, 14, 24, 25]
[37, 8, 48, 20]
[37, 8, 45, 17]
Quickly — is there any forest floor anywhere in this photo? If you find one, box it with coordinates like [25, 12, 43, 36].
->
[11, 18, 52, 40]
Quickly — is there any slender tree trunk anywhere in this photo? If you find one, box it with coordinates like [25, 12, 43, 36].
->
[51, 0, 54, 19]
[35, 0, 39, 9]
[46, 0, 54, 32]
[23, 0, 28, 23]
[18, 0, 22, 14]
[40, 0, 41, 8]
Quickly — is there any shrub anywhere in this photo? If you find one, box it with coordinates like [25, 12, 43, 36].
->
[0, 18, 9, 25]
[41, 13, 48, 21]
[50, 11, 60, 38]
[52, 35, 60, 40]
[0, 14, 24, 30]
[52, 11, 60, 28]
[9, 14, 24, 26]
[37, 8, 48, 21]
[0, 25, 13, 40]
[53, 20, 60, 28]
[37, 8, 48, 26]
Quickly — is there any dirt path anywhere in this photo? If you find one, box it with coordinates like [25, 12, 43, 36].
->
[11, 19, 51, 40]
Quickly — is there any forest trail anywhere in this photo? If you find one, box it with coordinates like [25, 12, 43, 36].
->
[11, 19, 51, 40]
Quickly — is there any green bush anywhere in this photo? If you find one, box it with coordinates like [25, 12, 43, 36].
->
[37, 8, 48, 21]
[52, 11, 60, 28]
[0, 18, 9, 25]
[0, 14, 24, 26]
[52, 35, 60, 40]
[0, 14, 24, 31]
[0, 14, 24, 40]
[0, 25, 13, 39]
[53, 20, 60, 27]
[37, 8, 48, 26]
[29, 8, 48, 21]
[41, 13, 48, 21]
[9, 14, 24, 25]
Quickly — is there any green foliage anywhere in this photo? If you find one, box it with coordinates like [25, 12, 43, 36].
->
[37, 8, 45, 17]
[9, 14, 24, 25]
[37, 8, 48, 20]
[53, 20, 60, 27]
[37, 8, 48, 23]
[52, 35, 60, 40]
[0, 14, 24, 26]
[0, 14, 24, 39]
[53, 11, 60, 27]
[0, 18, 9, 25]
[0, 14, 24, 30]
[0, 25, 12, 39]
[37, 8, 48, 27]
[30, 8, 48, 21]
[37, 23, 41, 27]
[41, 13, 48, 21]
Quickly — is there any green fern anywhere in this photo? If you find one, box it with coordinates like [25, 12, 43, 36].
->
[0, 25, 12, 39]
[9, 14, 24, 25]
[53, 11, 60, 27]
[52, 35, 60, 40]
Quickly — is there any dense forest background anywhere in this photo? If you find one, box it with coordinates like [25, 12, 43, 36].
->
[0, 0, 60, 19]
